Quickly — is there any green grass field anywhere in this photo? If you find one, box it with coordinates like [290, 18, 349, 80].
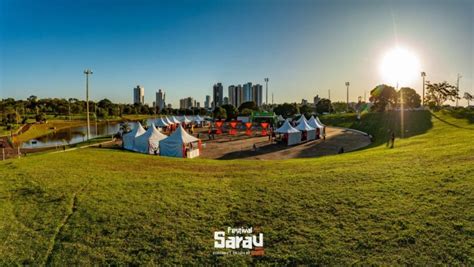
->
[0, 111, 472, 265]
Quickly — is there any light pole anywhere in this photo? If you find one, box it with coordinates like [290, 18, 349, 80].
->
[84, 69, 93, 140]
[456, 73, 462, 107]
[421, 72, 426, 106]
[264, 78, 269, 107]
[345, 82, 350, 112]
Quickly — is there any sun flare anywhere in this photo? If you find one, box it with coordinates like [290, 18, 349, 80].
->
[380, 47, 421, 87]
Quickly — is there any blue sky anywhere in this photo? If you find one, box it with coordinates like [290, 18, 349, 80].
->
[1, 0, 472, 107]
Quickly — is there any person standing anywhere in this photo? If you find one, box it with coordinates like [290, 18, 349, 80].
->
[390, 131, 395, 148]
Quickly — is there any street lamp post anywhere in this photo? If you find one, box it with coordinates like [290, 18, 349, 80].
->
[421, 72, 426, 106]
[84, 69, 93, 140]
[456, 73, 462, 107]
[345, 82, 350, 112]
[264, 78, 269, 107]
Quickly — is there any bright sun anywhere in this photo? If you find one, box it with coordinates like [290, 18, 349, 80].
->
[380, 47, 421, 87]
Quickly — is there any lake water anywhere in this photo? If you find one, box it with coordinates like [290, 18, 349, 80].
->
[20, 118, 157, 149]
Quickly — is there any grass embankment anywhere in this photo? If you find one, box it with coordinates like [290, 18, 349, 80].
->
[0, 111, 473, 265]
[11, 120, 87, 144]
[11, 115, 158, 144]
[321, 110, 433, 146]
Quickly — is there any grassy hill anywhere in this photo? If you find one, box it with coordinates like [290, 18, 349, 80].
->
[0, 111, 473, 265]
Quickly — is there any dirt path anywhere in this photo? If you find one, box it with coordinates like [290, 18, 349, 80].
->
[200, 127, 371, 160]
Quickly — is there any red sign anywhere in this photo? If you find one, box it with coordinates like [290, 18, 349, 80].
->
[260, 122, 269, 129]
[245, 122, 252, 129]
[246, 129, 252, 136]
[261, 129, 267, 136]
[230, 121, 237, 129]
[215, 121, 223, 128]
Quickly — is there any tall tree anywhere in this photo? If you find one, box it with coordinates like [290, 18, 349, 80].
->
[315, 98, 332, 114]
[273, 103, 299, 117]
[213, 107, 227, 120]
[238, 101, 258, 112]
[398, 87, 421, 109]
[299, 104, 313, 117]
[369, 84, 397, 112]
[424, 81, 458, 109]
[220, 104, 238, 120]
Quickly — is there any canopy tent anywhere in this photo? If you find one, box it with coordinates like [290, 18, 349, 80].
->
[275, 120, 301, 145]
[193, 115, 204, 123]
[308, 116, 325, 137]
[315, 116, 326, 136]
[134, 123, 168, 154]
[296, 115, 307, 124]
[277, 115, 285, 122]
[295, 119, 316, 141]
[156, 118, 169, 128]
[123, 122, 146, 151]
[180, 116, 192, 124]
[163, 117, 173, 125]
[159, 124, 201, 158]
[170, 116, 181, 124]
[316, 116, 325, 126]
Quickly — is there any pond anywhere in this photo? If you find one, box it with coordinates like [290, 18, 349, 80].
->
[20, 118, 158, 149]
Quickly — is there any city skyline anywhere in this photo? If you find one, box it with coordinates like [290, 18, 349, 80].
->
[1, 0, 472, 107]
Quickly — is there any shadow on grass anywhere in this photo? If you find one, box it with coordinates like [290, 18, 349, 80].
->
[216, 140, 288, 160]
[431, 112, 474, 130]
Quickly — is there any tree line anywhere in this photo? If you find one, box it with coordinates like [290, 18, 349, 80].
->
[0, 96, 209, 127]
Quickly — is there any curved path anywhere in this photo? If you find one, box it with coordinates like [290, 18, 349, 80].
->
[200, 127, 371, 160]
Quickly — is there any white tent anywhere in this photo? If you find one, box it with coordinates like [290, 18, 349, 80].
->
[180, 116, 192, 124]
[134, 123, 168, 154]
[156, 118, 169, 128]
[296, 115, 307, 124]
[277, 115, 285, 122]
[193, 115, 204, 123]
[316, 116, 325, 126]
[315, 116, 326, 136]
[308, 116, 325, 138]
[170, 116, 181, 124]
[275, 120, 301, 145]
[123, 122, 146, 150]
[159, 124, 201, 158]
[295, 119, 316, 141]
[164, 117, 174, 125]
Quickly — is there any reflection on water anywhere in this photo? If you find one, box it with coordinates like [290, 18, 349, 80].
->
[20, 118, 157, 149]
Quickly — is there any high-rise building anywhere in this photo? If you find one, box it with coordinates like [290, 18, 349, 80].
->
[228, 85, 236, 107]
[205, 95, 211, 109]
[228, 85, 243, 107]
[196, 102, 200, 108]
[313, 95, 320, 106]
[213, 83, 223, 108]
[133, 85, 145, 104]
[236, 85, 243, 107]
[156, 89, 165, 110]
[179, 97, 194, 109]
[243, 82, 253, 103]
[252, 84, 263, 106]
[301, 99, 308, 106]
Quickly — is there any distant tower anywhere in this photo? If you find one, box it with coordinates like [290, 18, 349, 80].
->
[345, 82, 350, 111]
[264, 78, 269, 105]
[212, 83, 223, 108]
[156, 89, 165, 110]
[205, 95, 211, 109]
[133, 85, 145, 104]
